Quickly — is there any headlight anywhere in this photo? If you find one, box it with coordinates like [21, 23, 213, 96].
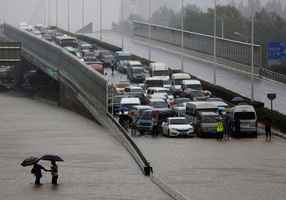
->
[170, 128, 179, 133]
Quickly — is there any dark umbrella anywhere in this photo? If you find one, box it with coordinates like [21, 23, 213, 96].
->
[231, 96, 245, 103]
[21, 156, 39, 167]
[40, 154, 64, 162]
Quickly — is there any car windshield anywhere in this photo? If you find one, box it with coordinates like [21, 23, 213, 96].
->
[133, 68, 144, 73]
[170, 118, 187, 125]
[175, 98, 189, 104]
[234, 112, 256, 120]
[185, 84, 202, 90]
[191, 90, 204, 97]
[130, 88, 144, 93]
[153, 70, 169, 76]
[141, 111, 152, 120]
[201, 115, 218, 123]
[174, 79, 183, 85]
[151, 101, 168, 108]
[113, 96, 123, 104]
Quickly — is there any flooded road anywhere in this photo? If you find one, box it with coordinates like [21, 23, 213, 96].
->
[132, 135, 286, 200]
[0, 92, 171, 200]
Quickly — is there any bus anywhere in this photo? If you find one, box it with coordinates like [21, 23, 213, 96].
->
[55, 35, 78, 48]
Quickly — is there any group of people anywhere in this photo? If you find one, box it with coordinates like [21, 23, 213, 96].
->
[31, 161, 58, 185]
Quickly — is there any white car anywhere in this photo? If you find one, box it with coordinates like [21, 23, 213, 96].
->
[162, 117, 194, 137]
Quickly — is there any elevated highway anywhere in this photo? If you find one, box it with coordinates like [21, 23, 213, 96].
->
[87, 31, 286, 114]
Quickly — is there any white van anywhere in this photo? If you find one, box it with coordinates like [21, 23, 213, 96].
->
[171, 73, 192, 95]
[182, 80, 202, 91]
[185, 101, 228, 124]
[150, 62, 169, 77]
[228, 104, 257, 136]
[152, 76, 171, 88]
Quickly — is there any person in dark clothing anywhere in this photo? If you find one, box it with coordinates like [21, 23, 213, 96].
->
[50, 161, 59, 185]
[224, 114, 232, 140]
[265, 117, 272, 141]
[234, 116, 240, 135]
[111, 64, 115, 76]
[31, 163, 48, 185]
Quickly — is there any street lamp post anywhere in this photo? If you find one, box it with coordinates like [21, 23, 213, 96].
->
[56, 0, 59, 27]
[82, 0, 85, 28]
[221, 18, 224, 39]
[67, 0, 71, 31]
[251, 13, 255, 101]
[120, 0, 124, 49]
[100, 0, 103, 40]
[180, 0, 185, 71]
[148, 0, 151, 61]
[213, 0, 217, 85]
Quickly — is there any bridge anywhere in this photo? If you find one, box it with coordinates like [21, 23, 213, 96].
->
[1, 23, 286, 200]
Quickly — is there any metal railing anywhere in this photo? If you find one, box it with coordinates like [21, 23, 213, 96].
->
[260, 68, 286, 84]
[2, 24, 108, 126]
[133, 21, 262, 67]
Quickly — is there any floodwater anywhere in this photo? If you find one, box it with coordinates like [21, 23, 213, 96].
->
[133, 135, 286, 200]
[0, 92, 171, 200]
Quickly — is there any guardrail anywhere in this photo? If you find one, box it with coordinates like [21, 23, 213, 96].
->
[133, 21, 262, 68]
[260, 68, 286, 84]
[2, 23, 108, 127]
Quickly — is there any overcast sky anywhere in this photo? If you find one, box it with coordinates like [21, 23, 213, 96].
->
[0, 0, 282, 32]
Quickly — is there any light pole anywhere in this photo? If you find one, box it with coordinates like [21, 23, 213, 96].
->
[82, 0, 85, 28]
[100, 0, 103, 41]
[56, 0, 59, 27]
[213, 0, 217, 85]
[47, 0, 50, 26]
[67, 0, 71, 31]
[221, 17, 224, 39]
[251, 13, 255, 102]
[120, 0, 124, 49]
[148, 0, 151, 61]
[180, 0, 185, 71]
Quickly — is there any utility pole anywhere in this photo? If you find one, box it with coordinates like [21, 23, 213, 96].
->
[180, 0, 185, 71]
[213, 0, 217, 85]
[251, 13, 255, 101]
[221, 18, 224, 39]
[100, 0, 103, 41]
[82, 0, 85, 28]
[148, 0, 151, 61]
[120, 0, 124, 49]
[56, 0, 59, 27]
[67, 0, 71, 31]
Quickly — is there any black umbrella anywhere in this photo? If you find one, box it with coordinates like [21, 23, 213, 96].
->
[21, 156, 39, 167]
[231, 96, 245, 103]
[40, 154, 64, 162]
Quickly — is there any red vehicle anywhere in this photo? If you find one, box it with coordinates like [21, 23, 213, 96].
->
[87, 61, 104, 75]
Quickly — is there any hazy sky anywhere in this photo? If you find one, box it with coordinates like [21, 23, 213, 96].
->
[0, 0, 282, 32]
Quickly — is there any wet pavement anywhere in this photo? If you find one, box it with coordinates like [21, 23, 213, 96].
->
[0, 92, 171, 200]
[131, 134, 286, 200]
[87, 32, 286, 114]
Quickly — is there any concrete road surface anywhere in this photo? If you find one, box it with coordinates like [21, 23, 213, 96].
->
[0, 92, 171, 200]
[132, 134, 286, 200]
[87, 32, 286, 114]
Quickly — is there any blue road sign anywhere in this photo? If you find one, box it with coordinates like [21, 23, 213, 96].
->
[268, 42, 286, 60]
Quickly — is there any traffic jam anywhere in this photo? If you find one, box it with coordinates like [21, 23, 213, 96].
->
[23, 23, 258, 139]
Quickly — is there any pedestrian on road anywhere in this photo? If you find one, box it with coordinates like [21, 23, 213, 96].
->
[111, 64, 115, 76]
[234, 116, 240, 136]
[224, 112, 232, 141]
[265, 117, 272, 142]
[216, 108, 225, 141]
[31, 163, 48, 185]
[50, 161, 59, 185]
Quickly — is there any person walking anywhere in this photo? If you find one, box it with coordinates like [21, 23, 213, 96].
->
[31, 163, 48, 185]
[50, 161, 59, 185]
[216, 108, 225, 141]
[265, 117, 272, 142]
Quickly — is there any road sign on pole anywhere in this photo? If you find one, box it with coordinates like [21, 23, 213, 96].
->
[267, 93, 276, 112]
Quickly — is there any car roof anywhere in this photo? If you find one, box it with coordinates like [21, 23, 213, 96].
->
[147, 87, 169, 91]
[187, 101, 228, 109]
[168, 117, 186, 120]
[152, 76, 170, 80]
[120, 97, 140, 104]
[199, 111, 219, 116]
[132, 105, 153, 110]
[149, 98, 166, 103]
[128, 60, 142, 65]
[232, 105, 255, 112]
[182, 79, 201, 85]
[172, 73, 191, 79]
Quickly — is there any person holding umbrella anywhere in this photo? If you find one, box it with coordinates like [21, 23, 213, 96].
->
[31, 163, 49, 185]
[21, 156, 48, 185]
[50, 161, 58, 185]
[40, 154, 64, 185]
